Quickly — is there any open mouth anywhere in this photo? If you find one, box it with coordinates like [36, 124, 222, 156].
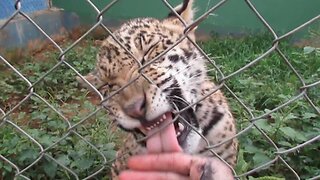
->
[139, 112, 191, 147]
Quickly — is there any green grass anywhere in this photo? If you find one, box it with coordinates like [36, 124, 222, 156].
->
[201, 34, 320, 179]
[0, 40, 119, 179]
[0, 34, 319, 179]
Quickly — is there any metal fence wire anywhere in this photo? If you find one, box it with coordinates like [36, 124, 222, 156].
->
[1, 0, 319, 179]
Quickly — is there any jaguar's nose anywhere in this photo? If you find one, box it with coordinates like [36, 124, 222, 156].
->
[123, 97, 146, 120]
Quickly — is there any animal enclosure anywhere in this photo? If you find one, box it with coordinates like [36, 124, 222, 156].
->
[0, 0, 319, 179]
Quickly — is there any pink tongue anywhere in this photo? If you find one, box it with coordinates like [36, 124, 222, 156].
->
[146, 113, 182, 153]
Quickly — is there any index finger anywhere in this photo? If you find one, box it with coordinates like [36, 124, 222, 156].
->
[127, 153, 197, 175]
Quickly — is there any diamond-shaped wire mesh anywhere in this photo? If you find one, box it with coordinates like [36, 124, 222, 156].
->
[0, 0, 319, 179]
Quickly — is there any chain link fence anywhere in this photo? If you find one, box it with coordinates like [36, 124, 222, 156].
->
[1, 0, 319, 179]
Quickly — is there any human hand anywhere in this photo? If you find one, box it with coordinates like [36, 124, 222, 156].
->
[119, 117, 233, 180]
[119, 153, 234, 180]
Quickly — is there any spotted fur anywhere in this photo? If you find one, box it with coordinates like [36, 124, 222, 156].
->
[77, 0, 238, 179]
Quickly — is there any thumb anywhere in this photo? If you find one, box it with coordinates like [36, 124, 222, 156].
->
[189, 157, 207, 180]
[190, 158, 234, 180]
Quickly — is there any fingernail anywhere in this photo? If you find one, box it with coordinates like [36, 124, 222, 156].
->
[200, 160, 214, 180]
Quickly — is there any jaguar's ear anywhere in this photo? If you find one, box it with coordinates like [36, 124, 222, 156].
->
[164, 0, 197, 41]
[76, 70, 104, 92]
[168, 0, 195, 24]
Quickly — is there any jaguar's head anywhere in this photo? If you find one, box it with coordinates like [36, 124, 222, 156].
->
[77, 0, 205, 148]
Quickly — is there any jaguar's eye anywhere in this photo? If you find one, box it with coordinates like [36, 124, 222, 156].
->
[108, 83, 120, 91]
[97, 83, 121, 96]
[96, 83, 109, 96]
[98, 83, 116, 91]
[141, 40, 160, 65]
[141, 57, 146, 65]
[108, 83, 114, 89]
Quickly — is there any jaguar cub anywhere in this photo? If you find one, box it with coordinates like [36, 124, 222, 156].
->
[78, 0, 237, 178]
